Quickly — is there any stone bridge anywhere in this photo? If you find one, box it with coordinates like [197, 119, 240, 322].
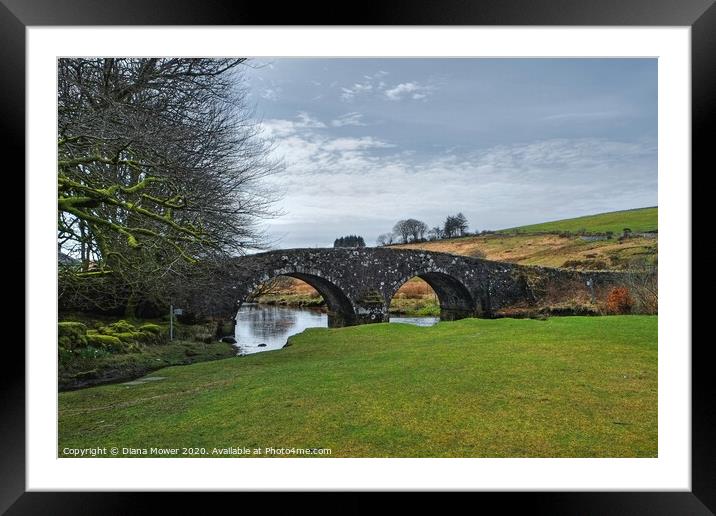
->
[225, 248, 626, 326]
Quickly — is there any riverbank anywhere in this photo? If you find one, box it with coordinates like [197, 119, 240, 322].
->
[58, 314, 236, 390]
[59, 315, 657, 457]
[59, 339, 237, 391]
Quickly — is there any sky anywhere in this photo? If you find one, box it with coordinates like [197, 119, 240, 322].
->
[241, 58, 657, 249]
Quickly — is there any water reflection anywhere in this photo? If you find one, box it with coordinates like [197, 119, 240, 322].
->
[234, 304, 440, 355]
[389, 316, 440, 327]
[234, 303, 327, 355]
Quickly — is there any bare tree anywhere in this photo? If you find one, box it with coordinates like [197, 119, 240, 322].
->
[57, 58, 283, 315]
[392, 220, 411, 244]
[376, 233, 393, 246]
[393, 219, 428, 243]
[624, 261, 658, 314]
[428, 226, 444, 240]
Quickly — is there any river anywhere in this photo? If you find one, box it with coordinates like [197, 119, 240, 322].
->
[233, 303, 439, 355]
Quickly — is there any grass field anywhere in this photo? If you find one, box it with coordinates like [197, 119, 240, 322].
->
[394, 207, 658, 270]
[59, 316, 657, 458]
[396, 232, 657, 269]
[396, 207, 657, 269]
[499, 207, 657, 235]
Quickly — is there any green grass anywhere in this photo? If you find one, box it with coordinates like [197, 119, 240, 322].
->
[58, 316, 657, 458]
[499, 207, 657, 235]
[388, 296, 441, 316]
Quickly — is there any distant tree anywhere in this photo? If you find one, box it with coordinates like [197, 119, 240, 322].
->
[443, 216, 458, 238]
[455, 212, 469, 236]
[392, 218, 428, 243]
[333, 235, 365, 248]
[376, 233, 393, 246]
[428, 226, 444, 240]
[407, 219, 428, 241]
[393, 220, 411, 244]
[443, 212, 469, 238]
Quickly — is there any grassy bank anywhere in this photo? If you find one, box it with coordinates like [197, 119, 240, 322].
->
[499, 206, 657, 235]
[59, 339, 237, 391]
[58, 314, 236, 390]
[59, 316, 657, 457]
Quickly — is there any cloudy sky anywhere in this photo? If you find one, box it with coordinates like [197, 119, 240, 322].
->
[242, 58, 657, 249]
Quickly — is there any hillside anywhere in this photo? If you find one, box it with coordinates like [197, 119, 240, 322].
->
[395, 207, 658, 270]
[498, 207, 657, 235]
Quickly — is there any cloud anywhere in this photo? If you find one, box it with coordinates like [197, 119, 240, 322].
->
[384, 82, 433, 101]
[259, 87, 281, 101]
[322, 136, 394, 152]
[339, 71, 389, 102]
[261, 111, 326, 138]
[295, 111, 326, 128]
[331, 112, 367, 127]
[341, 82, 373, 101]
[338, 72, 436, 104]
[259, 115, 657, 248]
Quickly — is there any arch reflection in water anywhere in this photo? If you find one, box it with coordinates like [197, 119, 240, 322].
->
[234, 303, 442, 355]
[234, 303, 327, 355]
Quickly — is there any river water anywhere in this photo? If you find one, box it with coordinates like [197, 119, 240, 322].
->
[233, 303, 439, 355]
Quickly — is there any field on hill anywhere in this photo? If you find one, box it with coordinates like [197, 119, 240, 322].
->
[396, 232, 657, 269]
[58, 316, 657, 458]
[499, 207, 657, 235]
[395, 207, 658, 270]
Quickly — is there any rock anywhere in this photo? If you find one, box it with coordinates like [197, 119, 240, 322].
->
[257, 343, 267, 347]
[220, 336, 237, 344]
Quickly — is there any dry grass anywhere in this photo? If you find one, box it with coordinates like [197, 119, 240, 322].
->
[393, 277, 437, 299]
[394, 234, 657, 270]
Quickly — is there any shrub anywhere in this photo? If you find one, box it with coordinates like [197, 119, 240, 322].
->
[58, 347, 74, 365]
[58, 321, 88, 350]
[605, 287, 634, 314]
[86, 333, 124, 352]
[177, 311, 199, 325]
[113, 331, 148, 344]
[99, 320, 136, 334]
[76, 346, 111, 359]
[138, 324, 166, 344]
[562, 259, 608, 270]
[194, 333, 214, 344]
[139, 323, 162, 335]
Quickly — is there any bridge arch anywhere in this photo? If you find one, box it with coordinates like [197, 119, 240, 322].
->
[243, 268, 356, 327]
[388, 270, 477, 320]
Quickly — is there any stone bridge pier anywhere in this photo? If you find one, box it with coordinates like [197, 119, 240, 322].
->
[224, 248, 626, 327]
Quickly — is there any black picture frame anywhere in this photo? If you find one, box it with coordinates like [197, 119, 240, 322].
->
[5, 0, 709, 513]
